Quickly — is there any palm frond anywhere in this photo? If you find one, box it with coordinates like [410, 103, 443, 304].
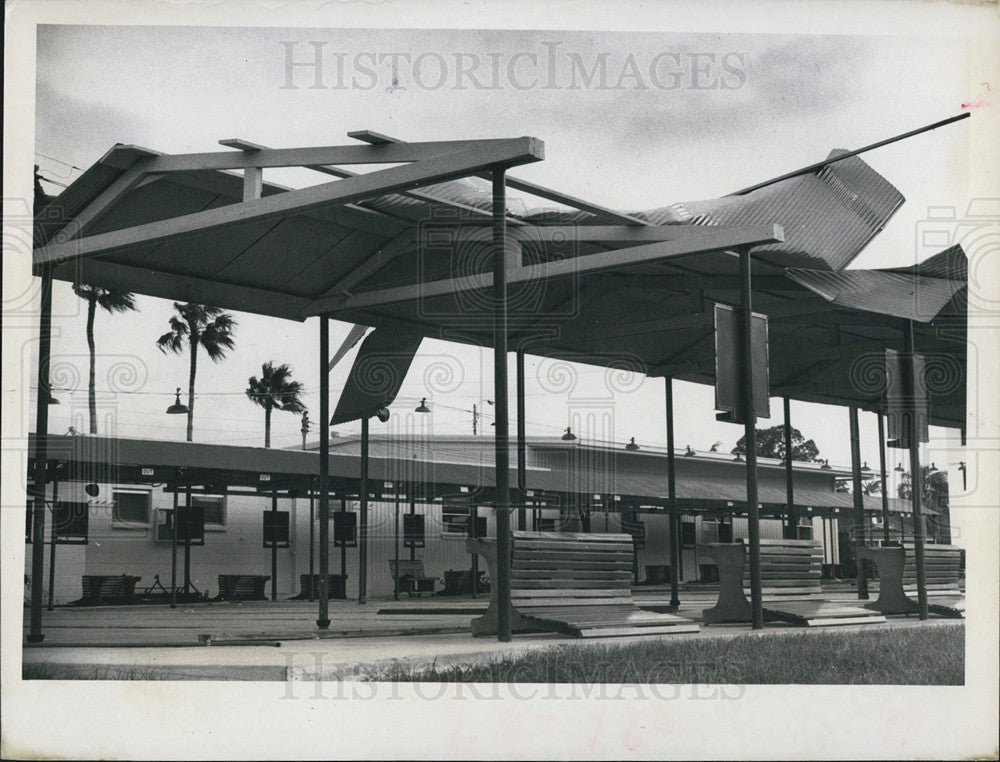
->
[96, 289, 138, 314]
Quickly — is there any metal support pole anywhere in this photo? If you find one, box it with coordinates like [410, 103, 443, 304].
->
[409, 493, 416, 562]
[359, 416, 369, 605]
[516, 349, 527, 532]
[170, 469, 179, 608]
[317, 316, 331, 629]
[783, 397, 795, 538]
[340, 496, 347, 579]
[470, 504, 479, 598]
[739, 247, 764, 630]
[47, 475, 59, 611]
[665, 378, 680, 610]
[183, 483, 192, 596]
[877, 412, 891, 544]
[27, 266, 53, 643]
[270, 492, 278, 601]
[492, 167, 512, 642]
[308, 481, 315, 601]
[904, 320, 929, 620]
[393, 481, 400, 601]
[849, 406, 869, 599]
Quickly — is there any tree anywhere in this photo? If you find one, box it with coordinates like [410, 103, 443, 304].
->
[72, 283, 138, 434]
[897, 466, 949, 505]
[156, 303, 236, 441]
[731, 425, 820, 462]
[245, 362, 306, 448]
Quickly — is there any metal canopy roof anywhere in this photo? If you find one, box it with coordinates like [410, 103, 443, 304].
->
[32, 135, 966, 427]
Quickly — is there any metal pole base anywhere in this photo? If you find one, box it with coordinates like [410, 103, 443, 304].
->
[316, 618, 331, 629]
[26, 634, 45, 643]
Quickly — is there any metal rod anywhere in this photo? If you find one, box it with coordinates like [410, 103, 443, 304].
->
[783, 396, 795, 537]
[878, 412, 891, 544]
[492, 167, 513, 642]
[665, 377, 680, 610]
[27, 266, 53, 643]
[183, 483, 192, 596]
[516, 349, 527, 532]
[359, 416, 368, 605]
[731, 113, 970, 195]
[409, 492, 416, 562]
[340, 496, 347, 579]
[317, 316, 331, 629]
[308, 481, 315, 601]
[904, 320, 929, 620]
[849, 406, 869, 599]
[271, 492, 278, 601]
[393, 479, 400, 601]
[739, 247, 764, 630]
[470, 504, 479, 598]
[170, 469, 179, 608]
[47, 474, 58, 611]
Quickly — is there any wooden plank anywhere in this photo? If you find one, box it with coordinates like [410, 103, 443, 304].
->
[512, 551, 633, 563]
[515, 539, 632, 551]
[573, 624, 701, 637]
[511, 569, 632, 580]
[511, 560, 632, 571]
[511, 588, 632, 598]
[35, 137, 545, 265]
[512, 579, 629, 590]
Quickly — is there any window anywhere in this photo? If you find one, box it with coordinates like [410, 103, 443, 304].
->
[192, 495, 225, 527]
[797, 516, 813, 540]
[113, 490, 151, 526]
[718, 520, 734, 543]
[681, 521, 697, 549]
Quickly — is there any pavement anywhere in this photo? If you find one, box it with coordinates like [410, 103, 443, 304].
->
[22, 581, 963, 681]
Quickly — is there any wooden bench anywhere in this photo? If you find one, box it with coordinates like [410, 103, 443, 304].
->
[216, 574, 270, 601]
[389, 560, 438, 597]
[75, 574, 141, 606]
[703, 540, 886, 627]
[290, 574, 348, 600]
[466, 531, 699, 638]
[856, 543, 964, 618]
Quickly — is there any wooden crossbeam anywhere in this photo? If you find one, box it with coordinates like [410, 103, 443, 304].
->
[34, 137, 544, 265]
[303, 225, 782, 316]
[349, 130, 649, 226]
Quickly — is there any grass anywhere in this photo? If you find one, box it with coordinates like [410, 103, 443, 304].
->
[22, 662, 158, 680]
[365, 624, 964, 685]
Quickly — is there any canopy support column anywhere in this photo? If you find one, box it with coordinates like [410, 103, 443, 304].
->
[47, 476, 59, 611]
[493, 168, 512, 642]
[270, 492, 279, 601]
[316, 316, 331, 629]
[877, 412, 891, 544]
[308, 480, 315, 602]
[850, 405, 869, 599]
[904, 320, 929, 620]
[516, 349, 527, 531]
[665, 377, 680, 611]
[27, 266, 54, 643]
[783, 397, 796, 538]
[170, 469, 179, 608]
[739, 247, 763, 630]
[359, 416, 369, 605]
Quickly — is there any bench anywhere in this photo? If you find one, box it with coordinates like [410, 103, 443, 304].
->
[389, 560, 438, 597]
[290, 574, 348, 600]
[74, 574, 141, 606]
[703, 539, 886, 627]
[466, 531, 699, 638]
[856, 543, 964, 618]
[216, 574, 270, 601]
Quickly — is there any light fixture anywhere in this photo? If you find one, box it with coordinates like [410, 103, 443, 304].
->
[414, 397, 430, 414]
[733, 451, 744, 462]
[43, 389, 60, 405]
[684, 445, 696, 456]
[895, 462, 906, 473]
[820, 459, 832, 470]
[84, 483, 100, 497]
[861, 461, 871, 473]
[927, 462, 938, 474]
[625, 437, 639, 451]
[375, 407, 391, 423]
[166, 387, 189, 415]
[561, 427, 577, 441]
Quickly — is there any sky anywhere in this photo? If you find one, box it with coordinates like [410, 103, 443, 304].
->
[26, 21, 988, 481]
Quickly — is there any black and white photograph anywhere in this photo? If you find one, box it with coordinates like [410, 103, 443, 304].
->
[3, 0, 999, 758]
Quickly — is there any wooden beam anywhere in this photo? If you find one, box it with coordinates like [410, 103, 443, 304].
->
[243, 166, 263, 202]
[349, 130, 649, 226]
[34, 137, 545, 265]
[302, 225, 782, 316]
[141, 139, 534, 173]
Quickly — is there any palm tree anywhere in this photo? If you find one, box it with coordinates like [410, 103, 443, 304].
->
[156, 303, 236, 441]
[245, 362, 306, 447]
[72, 283, 138, 434]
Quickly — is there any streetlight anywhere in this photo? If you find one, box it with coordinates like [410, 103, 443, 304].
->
[561, 427, 577, 441]
[414, 398, 431, 414]
[165, 388, 188, 415]
[625, 437, 640, 451]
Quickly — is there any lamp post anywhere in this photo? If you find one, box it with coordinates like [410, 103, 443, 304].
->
[165, 394, 190, 608]
[562, 427, 578, 532]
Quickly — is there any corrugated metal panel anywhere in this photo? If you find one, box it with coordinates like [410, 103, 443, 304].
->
[784, 266, 965, 323]
[668, 152, 904, 271]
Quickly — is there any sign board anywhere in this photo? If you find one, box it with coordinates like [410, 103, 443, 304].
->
[403, 513, 425, 548]
[333, 510, 357, 548]
[885, 349, 929, 449]
[262, 510, 290, 548]
[52, 501, 89, 544]
[714, 303, 770, 424]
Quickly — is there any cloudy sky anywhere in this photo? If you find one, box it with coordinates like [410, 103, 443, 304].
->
[27, 17, 989, 477]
